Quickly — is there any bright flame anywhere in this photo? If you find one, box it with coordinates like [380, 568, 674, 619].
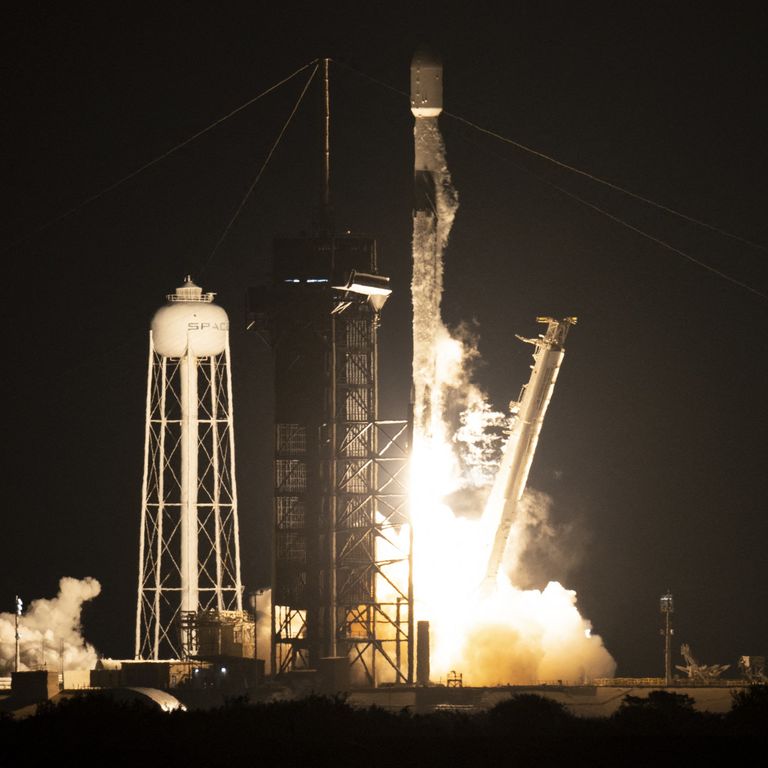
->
[410, 366, 615, 685]
[409, 115, 615, 686]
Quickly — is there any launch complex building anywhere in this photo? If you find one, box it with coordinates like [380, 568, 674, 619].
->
[126, 54, 669, 692]
[3, 53, 762, 720]
[7, 54, 747, 711]
[242, 53, 574, 688]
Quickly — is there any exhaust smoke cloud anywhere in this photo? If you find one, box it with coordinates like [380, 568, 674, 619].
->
[410, 116, 615, 686]
[0, 577, 101, 674]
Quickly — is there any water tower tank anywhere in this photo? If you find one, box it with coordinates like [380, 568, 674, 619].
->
[136, 276, 244, 661]
[151, 276, 229, 357]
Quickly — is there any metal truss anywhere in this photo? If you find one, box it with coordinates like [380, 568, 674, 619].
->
[135, 334, 244, 660]
[179, 609, 254, 659]
[327, 304, 412, 685]
[270, 303, 413, 684]
[272, 422, 312, 674]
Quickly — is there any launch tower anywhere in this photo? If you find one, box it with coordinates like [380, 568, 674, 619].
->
[135, 277, 251, 660]
[248, 242, 412, 685]
[247, 63, 412, 685]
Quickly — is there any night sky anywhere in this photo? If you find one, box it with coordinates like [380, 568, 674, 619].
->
[2, 3, 766, 677]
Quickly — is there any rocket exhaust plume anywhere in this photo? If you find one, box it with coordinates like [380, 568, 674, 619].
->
[409, 50, 615, 685]
[411, 46, 458, 444]
[0, 577, 101, 673]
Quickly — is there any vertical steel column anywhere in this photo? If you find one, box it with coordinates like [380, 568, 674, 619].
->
[135, 333, 154, 658]
[322, 57, 331, 219]
[407, 413, 415, 685]
[660, 591, 674, 686]
[210, 355, 224, 612]
[371, 299, 379, 686]
[179, 349, 199, 639]
[153, 356, 168, 658]
[225, 339, 244, 612]
[328, 313, 338, 659]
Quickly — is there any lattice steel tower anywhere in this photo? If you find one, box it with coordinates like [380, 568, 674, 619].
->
[248, 239, 412, 686]
[135, 277, 245, 659]
[247, 61, 412, 685]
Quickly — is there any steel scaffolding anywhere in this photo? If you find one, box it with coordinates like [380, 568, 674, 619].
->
[328, 301, 411, 682]
[273, 421, 312, 672]
[251, 235, 413, 685]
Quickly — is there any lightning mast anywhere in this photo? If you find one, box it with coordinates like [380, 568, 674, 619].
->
[481, 317, 576, 584]
[660, 591, 674, 685]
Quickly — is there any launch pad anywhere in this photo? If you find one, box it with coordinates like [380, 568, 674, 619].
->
[116, 51, 670, 693]
[241, 53, 591, 689]
[115, 51, 757, 694]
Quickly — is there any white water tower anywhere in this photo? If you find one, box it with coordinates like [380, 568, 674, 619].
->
[135, 276, 244, 659]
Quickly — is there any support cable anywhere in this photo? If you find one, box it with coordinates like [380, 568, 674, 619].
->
[2, 60, 319, 254]
[335, 60, 766, 253]
[335, 60, 767, 300]
[546, 177, 768, 300]
[449, 126, 768, 301]
[443, 111, 768, 254]
[200, 61, 319, 274]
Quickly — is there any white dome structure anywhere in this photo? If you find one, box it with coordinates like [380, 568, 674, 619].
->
[151, 276, 229, 357]
[136, 276, 244, 661]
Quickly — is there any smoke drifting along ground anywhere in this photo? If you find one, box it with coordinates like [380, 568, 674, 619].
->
[0, 577, 101, 674]
[410, 117, 615, 686]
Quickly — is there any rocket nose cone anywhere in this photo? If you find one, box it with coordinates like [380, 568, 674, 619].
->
[411, 45, 442, 70]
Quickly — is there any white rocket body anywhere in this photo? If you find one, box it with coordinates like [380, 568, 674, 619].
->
[410, 48, 453, 439]
[481, 318, 576, 584]
[411, 49, 444, 175]
[411, 49, 443, 119]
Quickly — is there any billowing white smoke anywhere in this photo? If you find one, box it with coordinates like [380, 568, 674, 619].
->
[452, 329, 507, 491]
[504, 488, 587, 589]
[459, 581, 613, 685]
[410, 116, 616, 686]
[0, 577, 101, 674]
[253, 588, 272, 672]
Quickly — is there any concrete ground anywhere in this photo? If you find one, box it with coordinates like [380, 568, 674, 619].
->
[348, 683, 746, 716]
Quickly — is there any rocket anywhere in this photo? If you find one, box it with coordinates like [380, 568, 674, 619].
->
[410, 47, 443, 118]
[481, 318, 577, 587]
[410, 47, 451, 441]
[411, 48, 443, 214]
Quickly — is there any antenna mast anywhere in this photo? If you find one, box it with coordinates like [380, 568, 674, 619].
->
[660, 591, 674, 685]
[322, 57, 331, 232]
